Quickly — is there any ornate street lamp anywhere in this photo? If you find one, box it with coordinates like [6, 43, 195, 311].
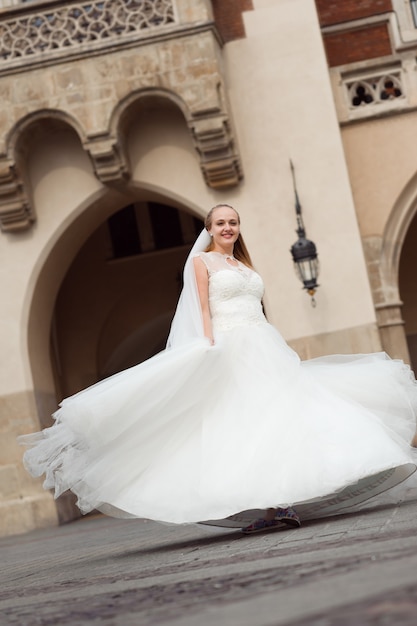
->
[289, 160, 320, 306]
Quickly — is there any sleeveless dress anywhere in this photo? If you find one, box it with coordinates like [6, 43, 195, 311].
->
[20, 251, 417, 526]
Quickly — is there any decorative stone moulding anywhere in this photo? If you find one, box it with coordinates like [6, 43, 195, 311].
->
[0, 2, 244, 232]
[0, 159, 33, 232]
[0, 108, 244, 232]
[190, 116, 243, 188]
[0, 102, 243, 232]
[84, 136, 131, 185]
[331, 59, 411, 124]
[346, 72, 404, 108]
[0, 0, 176, 68]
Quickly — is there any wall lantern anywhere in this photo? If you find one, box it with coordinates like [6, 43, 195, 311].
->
[289, 160, 320, 306]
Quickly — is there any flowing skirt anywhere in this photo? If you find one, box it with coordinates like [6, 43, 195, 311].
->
[20, 322, 417, 525]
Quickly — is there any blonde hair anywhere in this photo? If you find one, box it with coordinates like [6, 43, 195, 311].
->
[204, 204, 254, 268]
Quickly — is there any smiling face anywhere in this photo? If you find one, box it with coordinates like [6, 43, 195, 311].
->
[206, 206, 240, 252]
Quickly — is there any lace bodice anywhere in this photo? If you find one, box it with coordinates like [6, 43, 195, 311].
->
[198, 251, 266, 333]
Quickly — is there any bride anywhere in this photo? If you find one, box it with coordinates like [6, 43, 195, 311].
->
[19, 204, 417, 534]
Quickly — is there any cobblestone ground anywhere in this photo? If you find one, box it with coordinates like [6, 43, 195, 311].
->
[1, 498, 417, 625]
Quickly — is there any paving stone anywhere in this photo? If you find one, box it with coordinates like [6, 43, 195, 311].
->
[1, 499, 417, 625]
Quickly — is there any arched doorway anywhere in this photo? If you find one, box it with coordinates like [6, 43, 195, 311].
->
[399, 213, 417, 373]
[25, 191, 204, 522]
[52, 201, 203, 400]
[16, 90, 213, 531]
[366, 171, 417, 365]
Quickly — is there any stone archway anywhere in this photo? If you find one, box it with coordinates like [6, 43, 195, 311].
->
[399, 215, 417, 373]
[52, 200, 203, 399]
[24, 187, 204, 523]
[362, 170, 417, 363]
[24, 189, 128, 430]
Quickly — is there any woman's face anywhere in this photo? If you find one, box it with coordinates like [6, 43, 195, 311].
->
[209, 206, 240, 248]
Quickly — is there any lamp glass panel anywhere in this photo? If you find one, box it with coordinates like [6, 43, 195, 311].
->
[298, 259, 318, 280]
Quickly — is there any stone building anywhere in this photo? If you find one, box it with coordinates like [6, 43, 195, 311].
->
[1, 0, 417, 536]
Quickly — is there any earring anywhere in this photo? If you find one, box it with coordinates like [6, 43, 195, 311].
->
[209, 233, 213, 237]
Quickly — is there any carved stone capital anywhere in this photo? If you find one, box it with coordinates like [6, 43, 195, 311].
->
[189, 116, 243, 189]
[84, 136, 131, 185]
[0, 160, 34, 232]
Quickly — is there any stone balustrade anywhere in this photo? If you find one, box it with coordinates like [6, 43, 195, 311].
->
[0, 0, 176, 70]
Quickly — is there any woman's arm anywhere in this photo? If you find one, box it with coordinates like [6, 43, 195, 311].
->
[193, 256, 214, 345]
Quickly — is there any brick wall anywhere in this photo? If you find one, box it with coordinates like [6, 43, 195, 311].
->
[315, 0, 392, 27]
[212, 0, 254, 42]
[314, 0, 394, 67]
[323, 23, 392, 66]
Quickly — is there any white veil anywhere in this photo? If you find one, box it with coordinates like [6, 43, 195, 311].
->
[166, 229, 211, 349]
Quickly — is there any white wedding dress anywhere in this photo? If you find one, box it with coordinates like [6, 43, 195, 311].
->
[20, 249, 417, 526]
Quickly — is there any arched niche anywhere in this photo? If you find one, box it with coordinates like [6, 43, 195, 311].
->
[7, 109, 86, 156]
[115, 91, 200, 186]
[110, 87, 242, 190]
[1, 110, 88, 231]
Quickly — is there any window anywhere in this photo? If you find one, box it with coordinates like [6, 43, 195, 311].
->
[347, 73, 403, 108]
[149, 203, 183, 250]
[107, 203, 202, 260]
[411, 0, 417, 27]
[108, 205, 141, 259]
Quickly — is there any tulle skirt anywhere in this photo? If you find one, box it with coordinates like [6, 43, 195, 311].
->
[20, 322, 417, 525]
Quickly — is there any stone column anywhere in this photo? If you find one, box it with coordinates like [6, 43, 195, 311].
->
[362, 235, 412, 361]
[0, 390, 59, 536]
[374, 301, 411, 363]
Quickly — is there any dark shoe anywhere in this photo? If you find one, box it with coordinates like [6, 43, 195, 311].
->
[241, 518, 286, 534]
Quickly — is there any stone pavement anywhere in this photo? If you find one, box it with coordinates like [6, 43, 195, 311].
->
[1, 498, 417, 626]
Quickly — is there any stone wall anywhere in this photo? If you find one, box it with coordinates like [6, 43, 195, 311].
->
[0, 390, 59, 536]
[0, 0, 399, 536]
[323, 23, 392, 66]
[0, 0, 243, 232]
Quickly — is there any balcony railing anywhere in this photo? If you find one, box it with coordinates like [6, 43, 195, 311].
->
[0, 0, 176, 68]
